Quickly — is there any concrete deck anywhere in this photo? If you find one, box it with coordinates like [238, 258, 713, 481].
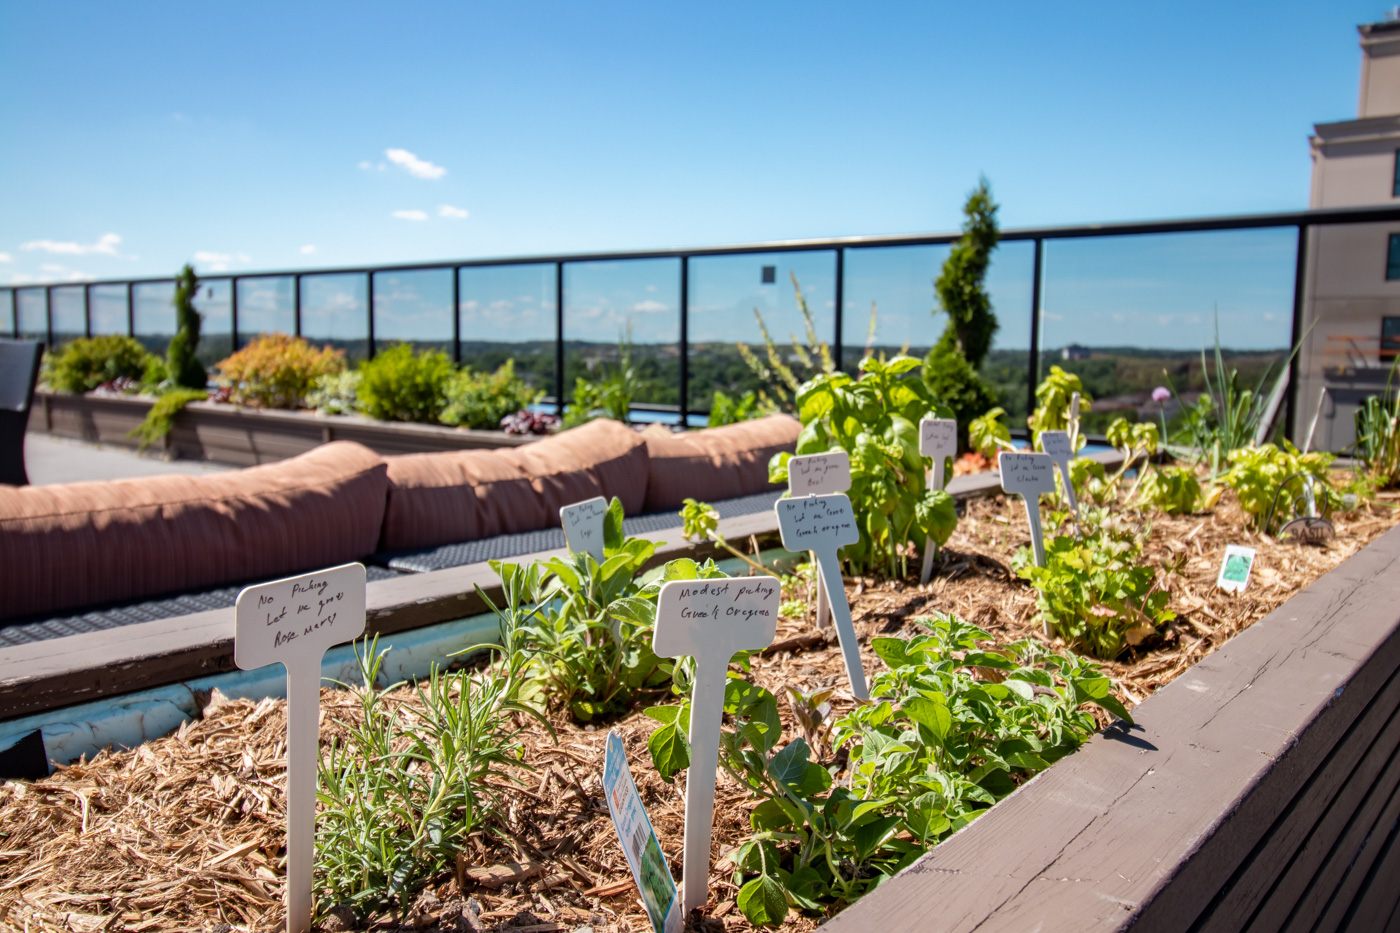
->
[23, 433, 230, 485]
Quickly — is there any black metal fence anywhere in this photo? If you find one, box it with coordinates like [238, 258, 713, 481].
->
[6, 204, 1400, 432]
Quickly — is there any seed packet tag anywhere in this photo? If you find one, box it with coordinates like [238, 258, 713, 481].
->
[560, 495, 609, 563]
[1217, 545, 1257, 593]
[775, 494, 868, 700]
[603, 732, 682, 933]
[999, 452, 1056, 568]
[787, 450, 851, 496]
[653, 577, 779, 914]
[919, 418, 957, 489]
[1039, 430, 1079, 517]
[234, 562, 366, 933]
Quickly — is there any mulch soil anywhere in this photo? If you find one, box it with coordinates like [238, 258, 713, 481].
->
[4, 484, 1398, 933]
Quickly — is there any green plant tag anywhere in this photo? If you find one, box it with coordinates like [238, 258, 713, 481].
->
[1217, 545, 1257, 593]
[603, 732, 682, 933]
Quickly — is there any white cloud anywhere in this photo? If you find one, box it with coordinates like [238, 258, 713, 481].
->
[633, 299, 668, 313]
[0, 253, 11, 263]
[438, 204, 468, 219]
[193, 250, 251, 264]
[392, 209, 428, 221]
[41, 263, 64, 273]
[385, 148, 446, 180]
[300, 244, 317, 255]
[20, 232, 124, 257]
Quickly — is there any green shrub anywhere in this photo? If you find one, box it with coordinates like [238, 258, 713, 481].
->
[356, 344, 454, 423]
[967, 406, 1011, 460]
[769, 355, 958, 578]
[167, 263, 206, 389]
[440, 360, 543, 429]
[1137, 465, 1206, 516]
[307, 370, 362, 415]
[563, 339, 648, 428]
[214, 333, 345, 408]
[708, 388, 763, 427]
[1223, 442, 1335, 531]
[46, 335, 154, 394]
[1028, 365, 1090, 448]
[129, 388, 209, 451]
[1015, 509, 1175, 659]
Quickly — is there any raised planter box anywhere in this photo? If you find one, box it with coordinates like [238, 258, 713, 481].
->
[28, 390, 535, 466]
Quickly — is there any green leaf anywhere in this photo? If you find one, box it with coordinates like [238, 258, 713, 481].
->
[901, 696, 952, 745]
[647, 722, 691, 783]
[767, 739, 812, 789]
[870, 637, 910, 670]
[751, 799, 795, 832]
[603, 496, 625, 551]
[854, 815, 903, 860]
[737, 875, 789, 927]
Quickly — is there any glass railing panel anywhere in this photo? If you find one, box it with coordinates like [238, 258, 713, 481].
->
[373, 268, 452, 356]
[89, 285, 129, 337]
[236, 276, 295, 347]
[0, 290, 12, 338]
[192, 278, 233, 368]
[132, 282, 175, 355]
[51, 286, 85, 347]
[458, 263, 556, 398]
[563, 258, 680, 413]
[1039, 228, 1296, 437]
[301, 273, 369, 364]
[16, 289, 46, 343]
[686, 251, 835, 414]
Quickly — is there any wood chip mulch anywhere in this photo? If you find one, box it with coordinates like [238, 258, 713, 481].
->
[3, 485, 1397, 933]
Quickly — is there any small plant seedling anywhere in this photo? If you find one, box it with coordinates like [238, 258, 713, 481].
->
[652, 576, 779, 913]
[1039, 430, 1079, 518]
[560, 495, 609, 563]
[999, 452, 1056, 569]
[785, 451, 852, 630]
[234, 562, 366, 933]
[775, 494, 868, 700]
[919, 417, 957, 583]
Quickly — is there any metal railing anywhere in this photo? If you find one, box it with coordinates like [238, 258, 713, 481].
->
[5, 203, 1400, 429]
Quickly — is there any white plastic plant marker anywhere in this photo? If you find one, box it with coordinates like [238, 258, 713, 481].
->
[786, 451, 851, 629]
[1039, 430, 1079, 518]
[560, 495, 609, 564]
[652, 576, 779, 914]
[918, 418, 958, 584]
[234, 563, 366, 933]
[603, 731, 682, 933]
[775, 494, 868, 701]
[1069, 390, 1082, 449]
[998, 452, 1056, 569]
[1217, 545, 1257, 593]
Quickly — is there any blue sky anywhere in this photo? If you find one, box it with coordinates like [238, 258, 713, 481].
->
[0, 1, 1384, 351]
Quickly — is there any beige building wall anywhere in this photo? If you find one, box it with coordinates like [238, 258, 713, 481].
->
[1297, 19, 1400, 447]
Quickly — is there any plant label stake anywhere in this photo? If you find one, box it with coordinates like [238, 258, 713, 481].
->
[1068, 390, 1082, 450]
[1039, 430, 1079, 518]
[919, 418, 957, 584]
[786, 451, 851, 629]
[560, 495, 609, 563]
[998, 452, 1055, 569]
[1217, 545, 1257, 593]
[775, 494, 868, 700]
[234, 563, 366, 933]
[603, 732, 682, 933]
[652, 576, 779, 915]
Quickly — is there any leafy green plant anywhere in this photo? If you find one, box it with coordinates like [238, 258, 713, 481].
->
[214, 333, 345, 408]
[316, 636, 545, 921]
[967, 406, 1011, 460]
[922, 179, 1001, 443]
[679, 498, 779, 577]
[735, 272, 839, 412]
[1222, 441, 1335, 532]
[46, 335, 154, 394]
[1136, 465, 1206, 516]
[565, 337, 649, 427]
[167, 263, 207, 389]
[769, 355, 958, 578]
[129, 387, 209, 451]
[708, 388, 764, 426]
[355, 343, 454, 423]
[1014, 508, 1174, 659]
[479, 498, 713, 721]
[1028, 365, 1090, 448]
[308, 370, 363, 415]
[644, 614, 1128, 926]
[1354, 363, 1400, 487]
[440, 359, 543, 429]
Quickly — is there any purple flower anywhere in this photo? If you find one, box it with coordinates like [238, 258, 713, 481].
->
[1152, 386, 1171, 403]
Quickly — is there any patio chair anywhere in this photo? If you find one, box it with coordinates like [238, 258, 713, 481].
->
[0, 339, 44, 486]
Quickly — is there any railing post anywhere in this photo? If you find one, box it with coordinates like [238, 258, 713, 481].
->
[231, 278, 240, 351]
[366, 272, 376, 360]
[83, 283, 92, 338]
[555, 262, 566, 417]
[452, 267, 462, 366]
[293, 274, 302, 338]
[1027, 237, 1044, 426]
[45, 286, 53, 349]
[126, 282, 134, 338]
[1287, 224, 1310, 443]
[679, 256, 689, 427]
[834, 247, 845, 372]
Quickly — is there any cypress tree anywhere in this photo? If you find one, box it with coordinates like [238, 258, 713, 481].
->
[167, 263, 207, 389]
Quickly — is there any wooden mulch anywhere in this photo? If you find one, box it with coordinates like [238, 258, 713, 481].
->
[3, 484, 1397, 933]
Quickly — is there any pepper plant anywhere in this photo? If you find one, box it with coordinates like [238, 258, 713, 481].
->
[769, 355, 958, 578]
